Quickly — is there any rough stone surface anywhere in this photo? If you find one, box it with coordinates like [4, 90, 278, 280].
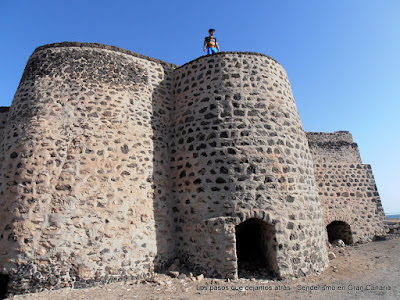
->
[0, 44, 176, 294]
[327, 252, 336, 260]
[387, 219, 400, 235]
[306, 132, 387, 243]
[171, 54, 328, 280]
[0, 42, 386, 295]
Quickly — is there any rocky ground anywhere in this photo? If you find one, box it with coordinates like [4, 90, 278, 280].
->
[8, 233, 400, 300]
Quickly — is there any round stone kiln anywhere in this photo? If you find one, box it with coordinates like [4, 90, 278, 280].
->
[171, 52, 329, 279]
[0, 43, 176, 293]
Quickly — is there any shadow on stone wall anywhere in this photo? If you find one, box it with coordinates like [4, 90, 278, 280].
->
[0, 107, 10, 298]
[0, 274, 9, 299]
[150, 71, 176, 273]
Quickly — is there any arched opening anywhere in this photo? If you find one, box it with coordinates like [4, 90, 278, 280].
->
[326, 221, 353, 244]
[0, 274, 9, 298]
[235, 218, 279, 279]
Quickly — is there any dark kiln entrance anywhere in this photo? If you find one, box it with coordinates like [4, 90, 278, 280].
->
[235, 218, 279, 279]
[326, 221, 353, 244]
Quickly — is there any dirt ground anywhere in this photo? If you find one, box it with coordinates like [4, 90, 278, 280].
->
[8, 235, 399, 300]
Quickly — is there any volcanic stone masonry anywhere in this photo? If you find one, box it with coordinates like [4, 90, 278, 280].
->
[0, 42, 387, 295]
[306, 131, 387, 244]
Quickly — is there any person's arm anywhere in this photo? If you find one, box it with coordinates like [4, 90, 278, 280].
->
[215, 41, 220, 52]
[203, 40, 207, 52]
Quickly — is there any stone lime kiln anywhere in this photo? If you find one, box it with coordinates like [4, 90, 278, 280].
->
[171, 53, 328, 279]
[0, 43, 385, 294]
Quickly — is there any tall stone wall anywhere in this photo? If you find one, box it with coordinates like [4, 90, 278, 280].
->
[171, 53, 328, 279]
[0, 43, 176, 293]
[306, 132, 387, 242]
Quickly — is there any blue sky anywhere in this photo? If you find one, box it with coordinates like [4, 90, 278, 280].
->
[0, 0, 399, 213]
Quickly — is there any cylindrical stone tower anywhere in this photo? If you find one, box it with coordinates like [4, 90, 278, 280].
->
[0, 43, 176, 293]
[171, 53, 329, 279]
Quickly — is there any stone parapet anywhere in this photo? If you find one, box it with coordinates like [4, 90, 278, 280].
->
[306, 132, 362, 164]
[306, 131, 354, 144]
[33, 42, 178, 68]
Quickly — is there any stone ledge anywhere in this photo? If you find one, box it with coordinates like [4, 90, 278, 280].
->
[32, 42, 281, 73]
[314, 163, 372, 169]
[33, 42, 179, 68]
[308, 141, 359, 149]
[176, 51, 281, 70]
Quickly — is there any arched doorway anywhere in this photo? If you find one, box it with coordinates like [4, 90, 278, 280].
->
[326, 221, 353, 244]
[235, 218, 278, 279]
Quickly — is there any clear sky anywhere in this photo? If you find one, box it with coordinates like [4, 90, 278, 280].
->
[1, 0, 399, 213]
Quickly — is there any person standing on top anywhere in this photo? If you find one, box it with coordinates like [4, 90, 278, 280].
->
[203, 28, 220, 55]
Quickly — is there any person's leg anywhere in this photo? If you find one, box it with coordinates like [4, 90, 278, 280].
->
[207, 47, 217, 54]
